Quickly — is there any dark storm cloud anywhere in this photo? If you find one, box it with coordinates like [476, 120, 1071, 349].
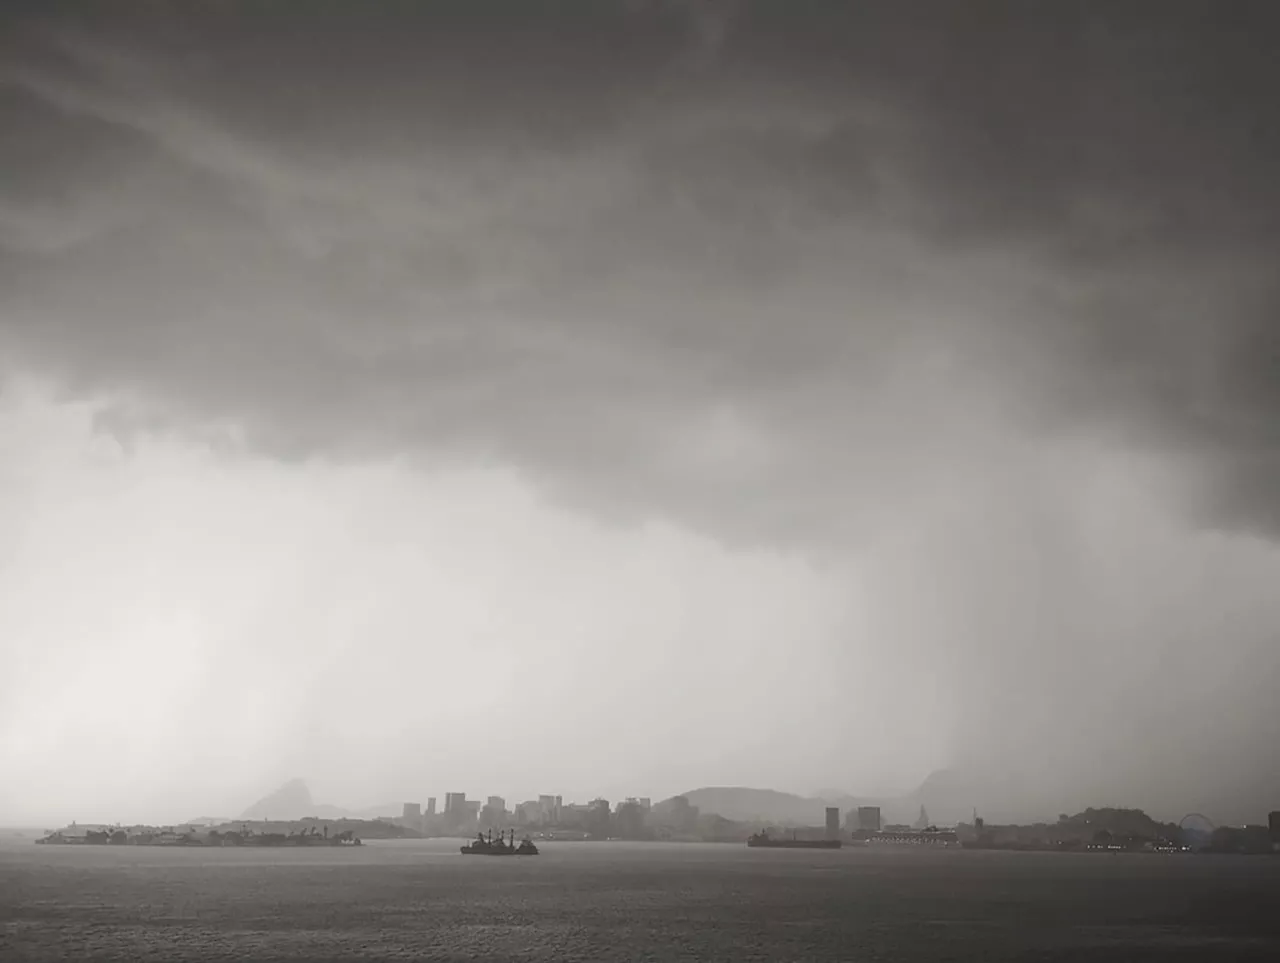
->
[2, 0, 1279, 543]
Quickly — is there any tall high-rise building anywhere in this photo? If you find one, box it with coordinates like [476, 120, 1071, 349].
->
[479, 796, 507, 828]
[1269, 811, 1279, 842]
[856, 807, 881, 832]
[442, 793, 478, 829]
[825, 807, 840, 839]
[514, 800, 541, 825]
[425, 797, 437, 816]
[402, 802, 421, 821]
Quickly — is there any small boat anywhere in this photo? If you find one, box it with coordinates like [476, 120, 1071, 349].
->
[460, 829, 540, 856]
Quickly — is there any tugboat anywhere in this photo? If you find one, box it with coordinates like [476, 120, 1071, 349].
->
[746, 829, 841, 849]
[460, 829, 540, 856]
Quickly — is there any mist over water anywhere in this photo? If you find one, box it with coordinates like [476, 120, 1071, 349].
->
[2, 1, 1279, 828]
[4, 838, 1280, 961]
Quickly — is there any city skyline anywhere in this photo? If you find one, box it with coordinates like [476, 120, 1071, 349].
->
[12, 768, 1273, 833]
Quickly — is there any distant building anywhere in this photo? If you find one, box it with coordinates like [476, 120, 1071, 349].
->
[479, 797, 507, 829]
[441, 793, 476, 831]
[402, 802, 421, 821]
[825, 807, 840, 840]
[856, 807, 881, 832]
[538, 794, 562, 824]
[425, 797, 437, 816]
[514, 800, 542, 825]
[587, 798, 612, 837]
[558, 802, 594, 830]
[1270, 811, 1280, 843]
[615, 798, 650, 839]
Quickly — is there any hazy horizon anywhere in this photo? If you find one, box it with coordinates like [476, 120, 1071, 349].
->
[3, 763, 1270, 830]
[3, 2, 1278, 830]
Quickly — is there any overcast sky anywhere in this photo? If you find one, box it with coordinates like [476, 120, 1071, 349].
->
[2, 1, 1278, 827]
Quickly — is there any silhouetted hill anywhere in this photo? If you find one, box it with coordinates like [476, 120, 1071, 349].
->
[671, 787, 829, 825]
[239, 779, 395, 821]
[242, 779, 321, 820]
[674, 768, 1274, 829]
[672, 771, 1063, 829]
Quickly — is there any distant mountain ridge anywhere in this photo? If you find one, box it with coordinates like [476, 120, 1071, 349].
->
[670, 787, 831, 825]
[239, 779, 396, 821]
[670, 770, 1068, 828]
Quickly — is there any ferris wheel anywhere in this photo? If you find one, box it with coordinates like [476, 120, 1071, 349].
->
[1179, 813, 1215, 837]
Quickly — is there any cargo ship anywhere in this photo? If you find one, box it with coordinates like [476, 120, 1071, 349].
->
[460, 829, 539, 856]
[746, 830, 842, 849]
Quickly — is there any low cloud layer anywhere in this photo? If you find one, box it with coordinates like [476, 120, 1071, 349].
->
[2, 2, 1278, 823]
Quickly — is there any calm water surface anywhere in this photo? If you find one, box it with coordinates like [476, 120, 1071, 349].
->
[3, 836, 1278, 961]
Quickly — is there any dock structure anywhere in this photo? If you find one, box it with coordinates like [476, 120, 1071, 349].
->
[854, 828, 958, 845]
